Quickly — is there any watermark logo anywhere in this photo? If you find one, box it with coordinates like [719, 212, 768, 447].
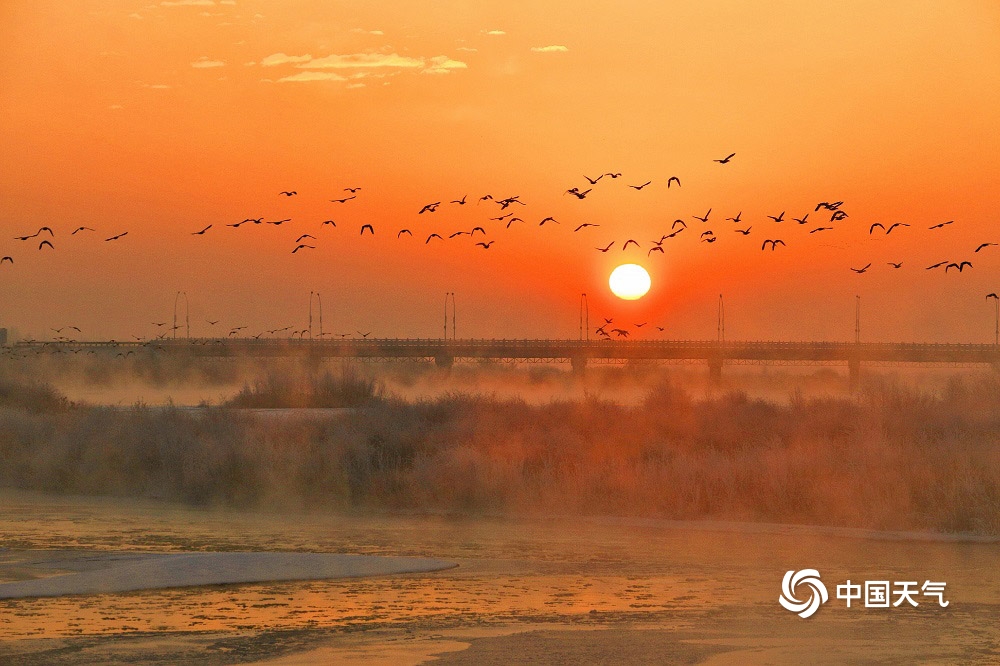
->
[779, 569, 829, 618]
[780, 571, 949, 617]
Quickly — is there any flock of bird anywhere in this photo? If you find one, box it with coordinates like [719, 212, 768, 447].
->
[3, 149, 997, 345]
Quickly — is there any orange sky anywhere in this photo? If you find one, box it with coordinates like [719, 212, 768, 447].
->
[1, 1, 999, 342]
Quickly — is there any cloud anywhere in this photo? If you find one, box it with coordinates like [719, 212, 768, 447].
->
[456, 47, 478, 53]
[530, 45, 569, 53]
[301, 52, 425, 69]
[260, 52, 313, 66]
[108, 104, 123, 110]
[484, 29, 506, 36]
[275, 71, 346, 83]
[191, 56, 225, 68]
[346, 83, 366, 89]
[160, 0, 214, 5]
[351, 28, 384, 35]
[220, 0, 236, 4]
[422, 55, 468, 74]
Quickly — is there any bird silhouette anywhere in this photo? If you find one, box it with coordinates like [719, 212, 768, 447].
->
[279, 191, 297, 196]
[703, 236, 717, 243]
[869, 223, 885, 234]
[575, 223, 601, 231]
[830, 210, 849, 221]
[476, 241, 494, 249]
[292, 244, 315, 253]
[714, 152, 736, 164]
[667, 176, 681, 188]
[815, 201, 843, 211]
[565, 188, 592, 199]
[926, 261, 948, 270]
[988, 293, 999, 300]
[330, 195, 356, 204]
[418, 202, 441, 214]
[604, 172, 622, 179]
[506, 218, 525, 228]
[693, 209, 711, 223]
[929, 220, 954, 230]
[397, 229, 412, 238]
[360, 224, 374, 235]
[72, 226, 96, 234]
[611, 328, 629, 337]
[425, 233, 443, 244]
[105, 232, 128, 241]
[358, 331, 371, 338]
[622, 239, 639, 250]
[449, 231, 469, 238]
[726, 212, 742, 224]
[810, 227, 833, 233]
[0, 256, 12, 264]
[629, 181, 651, 190]
[850, 263, 872, 274]
[648, 246, 664, 256]
[735, 227, 751, 235]
[321, 220, 337, 227]
[192, 225, 212, 235]
[583, 174, 603, 184]
[207, 320, 219, 325]
[267, 218, 291, 226]
[478, 194, 494, 204]
[975, 243, 997, 253]
[491, 213, 513, 221]
[767, 212, 785, 223]
[886, 223, 909, 233]
[39, 240, 54, 250]
[945, 261, 972, 273]
[596, 242, 614, 252]
[887, 262, 902, 268]
[672, 219, 687, 230]
[295, 234, 316, 243]
[344, 187, 362, 193]
[700, 230, 714, 238]
[451, 195, 467, 205]
[35, 226, 54, 236]
[471, 226, 486, 236]
[792, 214, 809, 224]
[761, 239, 785, 251]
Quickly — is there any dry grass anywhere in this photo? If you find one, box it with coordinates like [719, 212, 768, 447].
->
[0, 370, 999, 534]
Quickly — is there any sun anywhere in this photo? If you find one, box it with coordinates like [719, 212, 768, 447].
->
[609, 264, 651, 300]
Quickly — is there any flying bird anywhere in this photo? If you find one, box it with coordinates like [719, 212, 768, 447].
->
[266, 218, 291, 226]
[700, 230, 714, 238]
[596, 242, 615, 252]
[761, 239, 785, 251]
[703, 236, 717, 243]
[476, 241, 494, 249]
[887, 262, 903, 268]
[279, 191, 297, 196]
[926, 261, 948, 270]
[648, 246, 664, 256]
[667, 176, 681, 188]
[72, 226, 96, 234]
[850, 263, 872, 274]
[478, 194, 493, 203]
[767, 212, 785, 223]
[321, 220, 336, 227]
[886, 222, 909, 234]
[988, 293, 999, 300]
[726, 212, 742, 224]
[295, 234, 316, 243]
[583, 174, 603, 184]
[815, 201, 843, 211]
[471, 226, 486, 236]
[622, 239, 640, 250]
[39, 240, 54, 250]
[105, 232, 128, 242]
[810, 227, 833, 233]
[869, 223, 885, 234]
[192, 225, 212, 235]
[344, 187, 361, 193]
[491, 213, 514, 221]
[629, 181, 652, 190]
[449, 231, 469, 238]
[793, 214, 809, 225]
[929, 220, 954, 230]
[506, 218, 525, 228]
[397, 229, 412, 238]
[611, 328, 629, 337]
[292, 244, 315, 253]
[945, 261, 972, 273]
[0, 256, 11, 264]
[693, 209, 712, 223]
[330, 195, 357, 204]
[451, 195, 467, 205]
[360, 224, 374, 235]
[830, 210, 849, 221]
[565, 188, 592, 199]
[604, 172, 622, 179]
[714, 152, 736, 164]
[418, 202, 441, 214]
[975, 243, 997, 253]
[672, 219, 687, 230]
[575, 223, 601, 231]
[735, 227, 751, 235]
[425, 233, 443, 244]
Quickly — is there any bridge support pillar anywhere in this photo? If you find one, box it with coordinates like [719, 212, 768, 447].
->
[570, 356, 587, 374]
[708, 357, 723, 384]
[434, 355, 454, 370]
[848, 357, 861, 390]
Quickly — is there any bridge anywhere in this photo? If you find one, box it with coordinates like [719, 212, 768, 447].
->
[10, 338, 1000, 384]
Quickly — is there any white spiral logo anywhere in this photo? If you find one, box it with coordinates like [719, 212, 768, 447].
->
[779, 569, 829, 618]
